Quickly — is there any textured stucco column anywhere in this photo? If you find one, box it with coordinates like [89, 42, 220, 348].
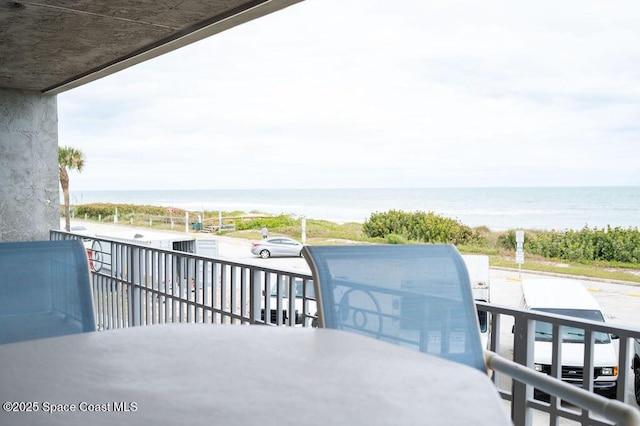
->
[0, 88, 60, 242]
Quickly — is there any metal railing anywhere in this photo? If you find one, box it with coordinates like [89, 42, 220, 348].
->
[50, 230, 316, 329]
[485, 350, 639, 425]
[477, 301, 640, 425]
[51, 230, 640, 425]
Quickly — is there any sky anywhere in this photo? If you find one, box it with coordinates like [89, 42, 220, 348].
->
[57, 0, 640, 191]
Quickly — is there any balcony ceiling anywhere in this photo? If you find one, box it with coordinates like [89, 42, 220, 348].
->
[0, 0, 302, 94]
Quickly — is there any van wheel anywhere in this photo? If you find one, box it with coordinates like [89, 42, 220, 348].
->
[634, 365, 640, 405]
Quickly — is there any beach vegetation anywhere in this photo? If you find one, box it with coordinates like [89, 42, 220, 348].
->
[362, 210, 482, 245]
[233, 214, 297, 231]
[497, 226, 640, 264]
[299, 219, 366, 241]
[74, 203, 180, 218]
[63, 203, 640, 283]
[386, 233, 409, 244]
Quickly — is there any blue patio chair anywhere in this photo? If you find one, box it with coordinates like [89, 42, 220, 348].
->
[303, 244, 486, 372]
[0, 239, 96, 344]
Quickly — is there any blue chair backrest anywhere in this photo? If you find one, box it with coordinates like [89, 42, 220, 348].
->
[303, 244, 486, 372]
[0, 239, 96, 344]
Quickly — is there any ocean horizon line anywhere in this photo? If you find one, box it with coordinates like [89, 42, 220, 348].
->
[70, 185, 639, 192]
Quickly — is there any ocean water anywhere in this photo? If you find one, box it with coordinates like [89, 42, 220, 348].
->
[68, 187, 640, 232]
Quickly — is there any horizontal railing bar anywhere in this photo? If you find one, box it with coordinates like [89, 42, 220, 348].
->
[485, 351, 640, 426]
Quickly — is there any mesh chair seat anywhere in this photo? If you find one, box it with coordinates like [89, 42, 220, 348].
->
[303, 244, 486, 372]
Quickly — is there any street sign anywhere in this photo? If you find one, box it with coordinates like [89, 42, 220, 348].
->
[514, 230, 525, 276]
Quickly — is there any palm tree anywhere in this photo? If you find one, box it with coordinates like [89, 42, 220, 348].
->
[59, 146, 85, 231]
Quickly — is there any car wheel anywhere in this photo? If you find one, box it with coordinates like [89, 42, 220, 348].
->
[299, 250, 304, 258]
[634, 364, 640, 405]
[260, 249, 270, 259]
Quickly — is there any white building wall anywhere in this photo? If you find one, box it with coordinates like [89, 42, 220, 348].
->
[0, 88, 60, 241]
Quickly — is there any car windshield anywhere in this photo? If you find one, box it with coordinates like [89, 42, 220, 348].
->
[533, 308, 610, 343]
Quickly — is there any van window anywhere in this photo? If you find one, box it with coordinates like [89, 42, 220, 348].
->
[533, 308, 610, 344]
[269, 282, 288, 298]
[295, 280, 315, 299]
[269, 280, 315, 299]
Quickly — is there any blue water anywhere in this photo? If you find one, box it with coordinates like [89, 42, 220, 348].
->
[68, 187, 640, 232]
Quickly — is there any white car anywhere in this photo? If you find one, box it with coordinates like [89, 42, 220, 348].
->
[250, 237, 304, 259]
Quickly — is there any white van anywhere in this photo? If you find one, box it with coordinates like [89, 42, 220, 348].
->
[261, 277, 317, 327]
[462, 255, 491, 349]
[520, 278, 618, 398]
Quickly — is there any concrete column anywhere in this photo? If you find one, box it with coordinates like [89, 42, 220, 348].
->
[0, 88, 60, 242]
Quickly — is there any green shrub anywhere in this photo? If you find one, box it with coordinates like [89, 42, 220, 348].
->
[386, 234, 408, 244]
[496, 230, 517, 250]
[363, 210, 482, 245]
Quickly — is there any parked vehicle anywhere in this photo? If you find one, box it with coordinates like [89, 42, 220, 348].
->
[462, 255, 491, 349]
[261, 276, 316, 326]
[520, 278, 619, 399]
[633, 337, 640, 405]
[70, 224, 92, 242]
[87, 231, 196, 276]
[251, 237, 304, 259]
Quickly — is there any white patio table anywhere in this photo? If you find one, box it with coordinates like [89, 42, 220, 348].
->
[0, 323, 510, 425]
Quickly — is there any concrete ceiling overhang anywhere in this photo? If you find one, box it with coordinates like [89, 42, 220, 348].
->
[0, 0, 303, 94]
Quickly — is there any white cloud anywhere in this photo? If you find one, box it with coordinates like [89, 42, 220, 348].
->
[58, 0, 640, 190]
